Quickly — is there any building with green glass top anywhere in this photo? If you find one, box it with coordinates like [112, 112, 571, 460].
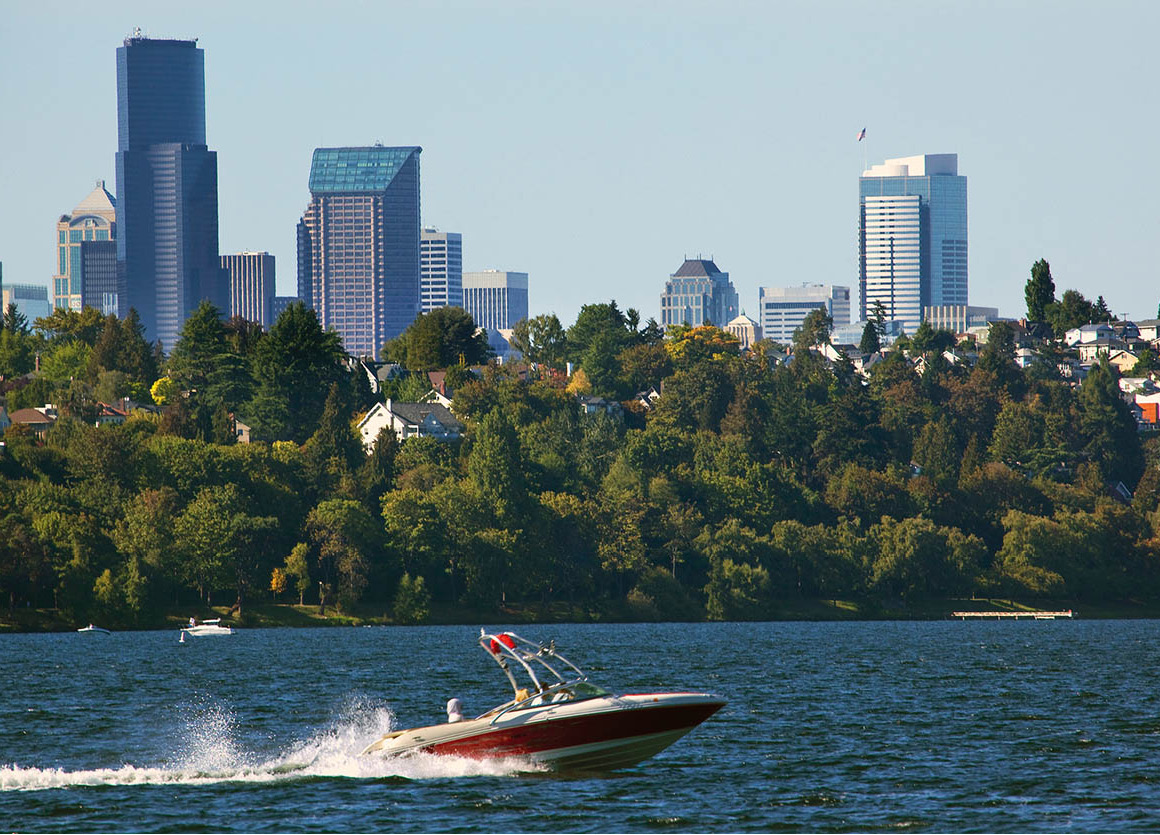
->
[297, 146, 422, 359]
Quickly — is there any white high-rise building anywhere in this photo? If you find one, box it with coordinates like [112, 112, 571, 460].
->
[221, 251, 275, 326]
[859, 154, 967, 334]
[758, 284, 851, 344]
[463, 270, 528, 330]
[420, 228, 463, 312]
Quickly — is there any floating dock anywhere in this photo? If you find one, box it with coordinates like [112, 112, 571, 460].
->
[952, 610, 1073, 620]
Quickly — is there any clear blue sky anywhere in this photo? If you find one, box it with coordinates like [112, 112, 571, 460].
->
[3, 0, 1158, 328]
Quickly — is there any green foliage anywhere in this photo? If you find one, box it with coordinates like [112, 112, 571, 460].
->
[1025, 259, 1055, 323]
[7, 288, 1160, 625]
[392, 572, 431, 624]
[384, 307, 492, 370]
[510, 314, 567, 369]
[248, 302, 348, 443]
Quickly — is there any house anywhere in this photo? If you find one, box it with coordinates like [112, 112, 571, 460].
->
[577, 395, 624, 419]
[1119, 377, 1158, 396]
[1135, 319, 1160, 343]
[1065, 323, 1114, 347]
[421, 388, 453, 409]
[634, 387, 662, 411]
[357, 398, 464, 451]
[95, 402, 129, 427]
[1077, 337, 1129, 365]
[234, 418, 252, 444]
[1107, 349, 1140, 376]
[0, 406, 9, 434]
[1014, 347, 1037, 369]
[8, 407, 56, 439]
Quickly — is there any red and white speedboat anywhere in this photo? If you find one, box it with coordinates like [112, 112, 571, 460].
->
[360, 630, 725, 771]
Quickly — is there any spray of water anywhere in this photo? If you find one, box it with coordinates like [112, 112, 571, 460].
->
[1, 695, 538, 791]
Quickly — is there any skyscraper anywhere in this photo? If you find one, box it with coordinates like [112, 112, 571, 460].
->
[52, 180, 118, 314]
[2, 284, 52, 323]
[462, 270, 529, 330]
[221, 251, 275, 326]
[858, 154, 967, 332]
[297, 146, 422, 358]
[115, 34, 227, 350]
[660, 258, 739, 328]
[758, 284, 851, 344]
[420, 228, 463, 312]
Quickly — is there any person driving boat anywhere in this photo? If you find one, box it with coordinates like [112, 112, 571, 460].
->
[446, 697, 463, 723]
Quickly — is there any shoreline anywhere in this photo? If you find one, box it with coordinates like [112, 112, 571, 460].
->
[4, 597, 1160, 633]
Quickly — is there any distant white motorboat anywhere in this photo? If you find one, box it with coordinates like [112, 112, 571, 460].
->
[181, 618, 234, 636]
[77, 624, 111, 634]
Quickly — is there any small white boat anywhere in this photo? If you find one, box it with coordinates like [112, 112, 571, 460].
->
[361, 630, 725, 771]
[181, 618, 234, 636]
[77, 624, 111, 634]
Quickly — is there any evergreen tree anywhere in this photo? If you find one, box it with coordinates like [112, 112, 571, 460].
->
[1024, 258, 1055, 322]
[248, 302, 347, 442]
[169, 301, 227, 392]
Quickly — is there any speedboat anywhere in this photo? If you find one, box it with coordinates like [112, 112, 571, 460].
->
[77, 624, 111, 634]
[181, 618, 234, 636]
[360, 630, 725, 771]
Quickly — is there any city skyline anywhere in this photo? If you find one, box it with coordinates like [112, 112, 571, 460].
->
[4, 2, 1159, 332]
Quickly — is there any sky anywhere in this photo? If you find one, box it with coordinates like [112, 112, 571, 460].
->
[3, 0, 1159, 329]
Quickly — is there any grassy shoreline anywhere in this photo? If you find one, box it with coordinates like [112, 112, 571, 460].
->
[4, 597, 1160, 633]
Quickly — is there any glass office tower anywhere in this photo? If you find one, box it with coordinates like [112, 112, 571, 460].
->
[660, 258, 739, 328]
[298, 146, 422, 358]
[858, 154, 967, 333]
[115, 35, 227, 350]
[53, 180, 118, 314]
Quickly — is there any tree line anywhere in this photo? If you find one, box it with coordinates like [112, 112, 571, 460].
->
[2, 268, 1159, 626]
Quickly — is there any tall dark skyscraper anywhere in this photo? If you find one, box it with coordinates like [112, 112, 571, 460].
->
[297, 146, 421, 359]
[115, 34, 227, 350]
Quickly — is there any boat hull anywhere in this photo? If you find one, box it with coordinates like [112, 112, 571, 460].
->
[362, 693, 725, 771]
[182, 625, 234, 636]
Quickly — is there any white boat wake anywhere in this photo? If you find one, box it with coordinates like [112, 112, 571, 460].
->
[0, 696, 535, 792]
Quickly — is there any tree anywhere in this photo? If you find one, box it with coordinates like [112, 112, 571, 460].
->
[306, 499, 380, 610]
[248, 302, 348, 442]
[392, 572, 430, 624]
[663, 325, 740, 369]
[510, 314, 567, 369]
[859, 320, 881, 354]
[1045, 289, 1098, 337]
[168, 301, 228, 392]
[150, 376, 178, 406]
[1075, 357, 1142, 485]
[33, 307, 105, 346]
[792, 308, 833, 350]
[284, 543, 311, 605]
[469, 410, 527, 520]
[383, 306, 492, 370]
[1025, 259, 1055, 323]
[1131, 347, 1160, 377]
[566, 302, 634, 366]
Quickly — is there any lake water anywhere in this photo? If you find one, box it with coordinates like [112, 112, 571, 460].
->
[3, 620, 1160, 832]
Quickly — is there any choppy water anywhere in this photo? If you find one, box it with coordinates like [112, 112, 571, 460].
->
[3, 621, 1160, 832]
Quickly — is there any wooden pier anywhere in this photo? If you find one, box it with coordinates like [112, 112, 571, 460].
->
[952, 610, 1073, 620]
